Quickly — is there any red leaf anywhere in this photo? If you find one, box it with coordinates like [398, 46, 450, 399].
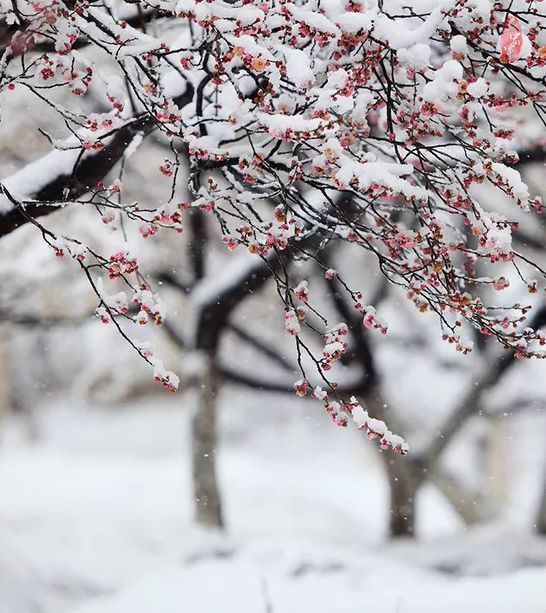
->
[499, 15, 523, 63]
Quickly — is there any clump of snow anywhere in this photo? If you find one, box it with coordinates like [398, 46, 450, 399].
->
[422, 60, 463, 102]
[450, 35, 468, 56]
[467, 78, 488, 98]
[397, 43, 431, 70]
[491, 162, 530, 203]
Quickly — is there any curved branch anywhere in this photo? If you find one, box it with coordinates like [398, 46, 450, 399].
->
[419, 303, 546, 468]
[220, 363, 367, 396]
[0, 82, 195, 238]
[228, 322, 295, 373]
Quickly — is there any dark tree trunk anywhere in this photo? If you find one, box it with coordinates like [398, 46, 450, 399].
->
[536, 469, 546, 536]
[188, 223, 331, 530]
[192, 357, 223, 528]
[362, 381, 418, 538]
[384, 455, 418, 537]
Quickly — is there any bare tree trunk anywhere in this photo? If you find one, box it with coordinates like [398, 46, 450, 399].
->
[430, 465, 489, 525]
[0, 324, 12, 442]
[187, 228, 319, 530]
[483, 415, 509, 513]
[536, 467, 546, 536]
[363, 381, 418, 537]
[384, 455, 418, 537]
[192, 356, 223, 528]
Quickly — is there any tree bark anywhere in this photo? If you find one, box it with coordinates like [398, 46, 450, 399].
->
[483, 415, 509, 513]
[384, 455, 418, 537]
[430, 465, 489, 525]
[188, 226, 329, 529]
[192, 355, 223, 528]
[362, 381, 418, 537]
[0, 324, 12, 442]
[536, 465, 546, 536]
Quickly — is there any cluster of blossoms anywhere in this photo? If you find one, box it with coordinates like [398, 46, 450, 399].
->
[107, 249, 138, 279]
[284, 309, 303, 336]
[220, 205, 304, 256]
[132, 285, 166, 326]
[220, 207, 303, 254]
[321, 323, 349, 371]
[94, 280, 165, 327]
[152, 359, 180, 393]
[294, 379, 408, 455]
[3, 0, 546, 445]
[136, 202, 187, 239]
[294, 280, 309, 303]
[154, 202, 187, 232]
[51, 235, 87, 262]
[352, 293, 388, 336]
[93, 278, 177, 391]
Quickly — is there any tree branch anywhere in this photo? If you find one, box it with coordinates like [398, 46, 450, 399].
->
[419, 303, 546, 469]
[0, 83, 195, 238]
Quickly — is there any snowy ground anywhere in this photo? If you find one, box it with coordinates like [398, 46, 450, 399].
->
[0, 392, 545, 613]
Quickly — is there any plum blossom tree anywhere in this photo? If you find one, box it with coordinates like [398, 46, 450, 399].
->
[1, 0, 546, 477]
